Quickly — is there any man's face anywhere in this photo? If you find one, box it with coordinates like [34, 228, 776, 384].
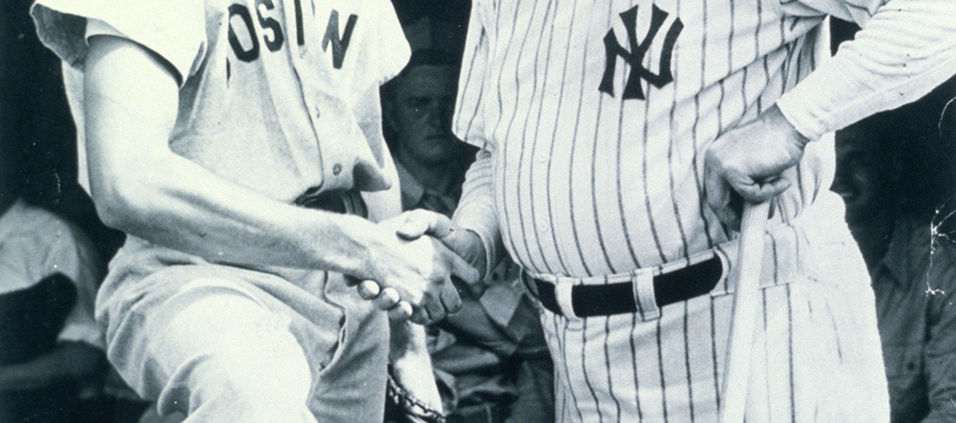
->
[387, 65, 463, 165]
[832, 130, 890, 225]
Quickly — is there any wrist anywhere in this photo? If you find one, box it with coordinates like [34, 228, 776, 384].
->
[769, 103, 810, 150]
[321, 213, 393, 282]
[458, 229, 487, 277]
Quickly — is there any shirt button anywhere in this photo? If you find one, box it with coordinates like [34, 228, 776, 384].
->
[332, 163, 342, 175]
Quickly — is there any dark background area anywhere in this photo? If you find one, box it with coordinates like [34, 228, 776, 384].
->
[1, 0, 124, 263]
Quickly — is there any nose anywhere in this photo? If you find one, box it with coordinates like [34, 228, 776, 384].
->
[425, 100, 453, 130]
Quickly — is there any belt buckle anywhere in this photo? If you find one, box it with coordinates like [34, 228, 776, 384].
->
[631, 267, 660, 322]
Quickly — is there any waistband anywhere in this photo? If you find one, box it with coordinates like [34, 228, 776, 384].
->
[525, 248, 729, 321]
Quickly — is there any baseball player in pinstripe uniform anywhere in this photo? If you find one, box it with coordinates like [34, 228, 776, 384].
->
[382, 0, 956, 421]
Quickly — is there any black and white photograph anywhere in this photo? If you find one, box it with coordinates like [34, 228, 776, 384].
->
[1, 0, 954, 422]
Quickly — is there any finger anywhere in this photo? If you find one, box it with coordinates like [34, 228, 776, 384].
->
[373, 287, 401, 310]
[465, 279, 487, 299]
[703, 161, 731, 217]
[442, 246, 480, 287]
[734, 176, 792, 203]
[357, 280, 381, 300]
[397, 210, 454, 240]
[439, 281, 463, 314]
[409, 306, 430, 325]
[422, 293, 446, 323]
[388, 301, 414, 321]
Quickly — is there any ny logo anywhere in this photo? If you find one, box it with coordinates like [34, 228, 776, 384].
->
[599, 4, 683, 100]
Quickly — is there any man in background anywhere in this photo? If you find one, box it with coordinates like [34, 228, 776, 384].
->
[833, 77, 956, 423]
[384, 49, 553, 423]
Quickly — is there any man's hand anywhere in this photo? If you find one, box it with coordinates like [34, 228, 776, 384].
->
[703, 105, 808, 229]
[355, 213, 479, 325]
[357, 210, 486, 323]
[395, 210, 487, 290]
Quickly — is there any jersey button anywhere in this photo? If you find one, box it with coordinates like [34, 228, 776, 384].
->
[332, 163, 342, 175]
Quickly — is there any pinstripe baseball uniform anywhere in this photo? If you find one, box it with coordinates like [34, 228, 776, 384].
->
[452, 0, 956, 421]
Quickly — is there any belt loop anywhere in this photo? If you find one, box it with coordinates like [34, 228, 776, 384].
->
[555, 278, 578, 319]
[710, 247, 732, 297]
[633, 268, 660, 321]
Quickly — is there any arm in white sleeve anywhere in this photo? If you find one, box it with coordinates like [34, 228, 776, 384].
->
[453, 148, 503, 280]
[776, 0, 956, 140]
[452, 0, 503, 279]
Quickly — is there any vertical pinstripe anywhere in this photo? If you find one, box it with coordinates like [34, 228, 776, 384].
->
[579, 319, 605, 423]
[709, 296, 721, 410]
[508, 0, 547, 273]
[629, 313, 645, 421]
[682, 301, 696, 422]
[526, 0, 559, 274]
[641, 22, 669, 265]
[667, 0, 692, 260]
[589, 1, 622, 274]
[496, 0, 531, 273]
[455, 0, 889, 421]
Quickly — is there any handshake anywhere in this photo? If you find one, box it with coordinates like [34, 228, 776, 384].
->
[354, 209, 488, 325]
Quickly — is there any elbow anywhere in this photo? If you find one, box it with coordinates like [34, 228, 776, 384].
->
[89, 173, 156, 234]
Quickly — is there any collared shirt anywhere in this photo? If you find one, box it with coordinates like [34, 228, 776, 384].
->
[0, 199, 103, 349]
[872, 218, 956, 423]
[395, 161, 461, 218]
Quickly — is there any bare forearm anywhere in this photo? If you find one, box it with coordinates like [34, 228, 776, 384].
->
[82, 35, 396, 280]
[0, 342, 103, 391]
[95, 151, 387, 276]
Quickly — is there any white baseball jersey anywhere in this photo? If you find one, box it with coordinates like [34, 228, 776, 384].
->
[453, 0, 956, 421]
[35, 0, 408, 212]
[33, 0, 411, 421]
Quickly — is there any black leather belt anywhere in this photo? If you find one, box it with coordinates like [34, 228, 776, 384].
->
[294, 187, 368, 218]
[530, 255, 723, 317]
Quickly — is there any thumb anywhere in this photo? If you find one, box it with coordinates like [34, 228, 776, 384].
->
[397, 209, 454, 240]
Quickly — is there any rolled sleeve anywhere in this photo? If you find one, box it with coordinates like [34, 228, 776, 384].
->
[31, 0, 206, 85]
[776, 0, 956, 140]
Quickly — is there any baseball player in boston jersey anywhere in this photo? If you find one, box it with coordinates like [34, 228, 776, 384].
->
[29, 0, 477, 422]
[386, 0, 956, 421]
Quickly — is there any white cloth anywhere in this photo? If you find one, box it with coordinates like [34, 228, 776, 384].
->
[30, 1, 411, 421]
[0, 199, 103, 349]
[447, 0, 942, 420]
[33, 0, 410, 206]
